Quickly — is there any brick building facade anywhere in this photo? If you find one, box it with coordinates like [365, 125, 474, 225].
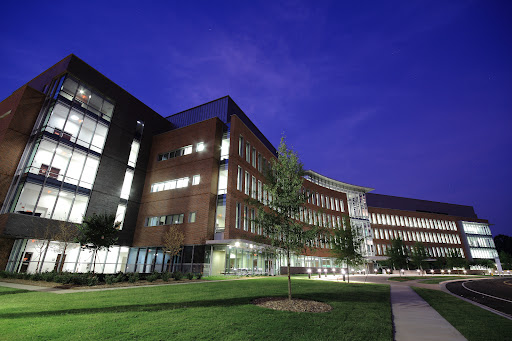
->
[0, 55, 499, 274]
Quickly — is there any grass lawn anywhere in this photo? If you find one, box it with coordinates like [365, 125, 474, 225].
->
[387, 276, 421, 282]
[419, 276, 483, 284]
[0, 277, 391, 340]
[413, 287, 512, 341]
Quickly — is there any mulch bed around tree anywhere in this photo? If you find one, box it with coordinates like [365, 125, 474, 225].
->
[252, 297, 332, 313]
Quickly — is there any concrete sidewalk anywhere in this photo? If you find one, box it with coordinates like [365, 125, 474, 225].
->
[391, 285, 466, 341]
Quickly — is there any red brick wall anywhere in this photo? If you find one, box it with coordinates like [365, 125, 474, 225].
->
[224, 115, 348, 257]
[132, 118, 224, 246]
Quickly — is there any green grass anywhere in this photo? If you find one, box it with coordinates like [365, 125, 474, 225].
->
[419, 276, 483, 284]
[413, 287, 512, 341]
[387, 276, 421, 282]
[0, 277, 392, 340]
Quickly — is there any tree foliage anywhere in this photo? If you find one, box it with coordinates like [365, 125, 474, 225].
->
[255, 137, 319, 300]
[76, 213, 119, 273]
[386, 238, 408, 270]
[446, 249, 467, 269]
[331, 216, 364, 283]
[410, 242, 428, 270]
[162, 225, 184, 272]
[494, 234, 512, 255]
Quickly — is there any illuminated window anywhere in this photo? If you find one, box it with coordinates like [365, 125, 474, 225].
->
[192, 175, 200, 185]
[128, 140, 140, 167]
[120, 169, 134, 200]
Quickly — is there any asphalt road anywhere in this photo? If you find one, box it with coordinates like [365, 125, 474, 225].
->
[446, 278, 512, 316]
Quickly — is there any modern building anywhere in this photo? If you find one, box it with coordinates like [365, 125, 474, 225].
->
[0, 55, 499, 275]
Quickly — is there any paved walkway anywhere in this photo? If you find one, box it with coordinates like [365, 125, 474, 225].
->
[391, 285, 466, 341]
[315, 275, 467, 341]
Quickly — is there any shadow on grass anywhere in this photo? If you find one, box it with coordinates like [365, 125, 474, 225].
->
[0, 289, 30, 296]
[0, 289, 388, 320]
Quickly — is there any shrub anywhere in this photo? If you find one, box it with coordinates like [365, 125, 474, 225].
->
[105, 274, 115, 285]
[128, 272, 139, 283]
[196, 272, 203, 280]
[161, 272, 170, 282]
[87, 275, 99, 286]
[54, 272, 73, 284]
[173, 271, 183, 281]
[114, 272, 126, 283]
[147, 273, 159, 282]
[31, 273, 43, 281]
[0, 271, 7, 278]
[71, 273, 89, 286]
[41, 271, 56, 282]
[186, 272, 194, 280]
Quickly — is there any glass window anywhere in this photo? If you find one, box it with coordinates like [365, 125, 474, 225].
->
[35, 186, 58, 219]
[52, 190, 74, 221]
[61, 77, 78, 98]
[246, 143, 250, 163]
[237, 166, 242, 191]
[91, 123, 108, 153]
[189, 212, 196, 223]
[80, 156, 99, 189]
[184, 145, 193, 155]
[120, 169, 134, 200]
[128, 140, 140, 167]
[192, 175, 200, 185]
[115, 204, 127, 230]
[244, 206, 249, 231]
[14, 182, 41, 214]
[251, 176, 256, 199]
[235, 202, 241, 229]
[257, 153, 262, 172]
[238, 136, 244, 157]
[245, 172, 250, 195]
[252, 147, 256, 167]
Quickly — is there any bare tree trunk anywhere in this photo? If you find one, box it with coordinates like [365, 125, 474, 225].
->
[58, 243, 68, 273]
[38, 240, 50, 273]
[92, 249, 97, 274]
[287, 249, 292, 300]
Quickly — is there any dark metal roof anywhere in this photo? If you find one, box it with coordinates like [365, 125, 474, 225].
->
[366, 193, 478, 219]
[166, 96, 277, 155]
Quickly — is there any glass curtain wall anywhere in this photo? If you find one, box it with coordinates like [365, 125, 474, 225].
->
[7, 75, 115, 223]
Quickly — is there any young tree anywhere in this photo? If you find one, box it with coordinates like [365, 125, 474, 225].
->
[52, 221, 79, 272]
[76, 213, 119, 273]
[33, 222, 54, 273]
[331, 217, 364, 283]
[387, 238, 408, 270]
[410, 242, 428, 271]
[255, 137, 319, 300]
[499, 251, 512, 270]
[446, 249, 467, 269]
[162, 225, 184, 272]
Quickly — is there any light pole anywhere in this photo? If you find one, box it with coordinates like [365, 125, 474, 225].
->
[324, 268, 328, 277]
[307, 268, 311, 279]
[317, 269, 321, 278]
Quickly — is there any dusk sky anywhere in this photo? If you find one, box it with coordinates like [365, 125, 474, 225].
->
[1, 1, 511, 236]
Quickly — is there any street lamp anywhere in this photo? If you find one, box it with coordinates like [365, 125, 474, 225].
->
[447, 269, 451, 275]
[332, 268, 337, 276]
[324, 268, 328, 277]
[374, 268, 378, 275]
[307, 268, 311, 279]
[430, 269, 434, 275]
[400, 269, 404, 277]
[417, 269, 421, 276]
[317, 269, 322, 278]
[463, 270, 467, 275]
[441, 269, 445, 275]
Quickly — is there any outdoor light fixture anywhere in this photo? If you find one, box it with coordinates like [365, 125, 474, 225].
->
[341, 269, 346, 275]
[431, 269, 434, 274]
[234, 242, 240, 247]
[318, 269, 321, 278]
[307, 268, 311, 279]
[463, 270, 467, 275]
[448, 270, 451, 274]
[324, 269, 328, 277]
[374, 269, 377, 273]
[441, 270, 445, 274]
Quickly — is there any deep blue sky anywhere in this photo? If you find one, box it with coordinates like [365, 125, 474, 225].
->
[1, 1, 511, 236]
